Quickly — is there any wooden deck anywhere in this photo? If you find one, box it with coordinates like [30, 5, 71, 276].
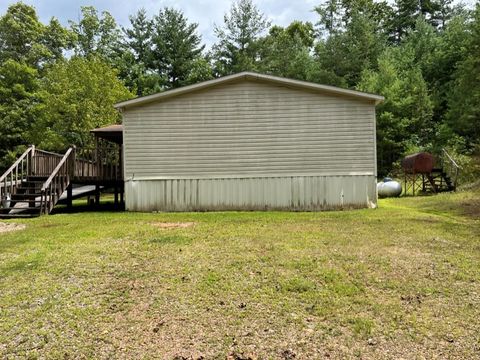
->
[0, 143, 123, 217]
[32, 146, 123, 185]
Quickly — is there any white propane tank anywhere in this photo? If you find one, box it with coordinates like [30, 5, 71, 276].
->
[377, 178, 402, 198]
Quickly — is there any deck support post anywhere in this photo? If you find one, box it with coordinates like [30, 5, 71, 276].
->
[67, 183, 73, 209]
[95, 184, 100, 206]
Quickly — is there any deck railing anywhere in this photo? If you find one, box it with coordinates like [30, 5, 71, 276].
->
[40, 147, 75, 214]
[1, 141, 123, 215]
[1, 141, 122, 210]
[440, 148, 460, 190]
[33, 149, 64, 177]
[0, 146, 35, 207]
[75, 141, 121, 182]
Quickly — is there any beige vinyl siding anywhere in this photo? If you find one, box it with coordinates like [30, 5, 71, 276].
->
[123, 80, 376, 179]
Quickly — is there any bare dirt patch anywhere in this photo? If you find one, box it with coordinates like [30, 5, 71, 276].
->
[0, 222, 26, 233]
[150, 222, 195, 229]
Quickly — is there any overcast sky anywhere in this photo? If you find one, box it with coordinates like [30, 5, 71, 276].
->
[1, 0, 474, 48]
[0, 0, 319, 47]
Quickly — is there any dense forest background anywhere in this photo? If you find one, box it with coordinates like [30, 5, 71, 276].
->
[0, 0, 479, 178]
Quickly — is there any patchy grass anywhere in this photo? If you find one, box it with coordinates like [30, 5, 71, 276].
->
[0, 190, 479, 359]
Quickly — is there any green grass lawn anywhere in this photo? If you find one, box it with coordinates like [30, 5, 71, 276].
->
[0, 191, 479, 359]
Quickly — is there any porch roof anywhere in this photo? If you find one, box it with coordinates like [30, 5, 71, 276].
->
[90, 124, 123, 144]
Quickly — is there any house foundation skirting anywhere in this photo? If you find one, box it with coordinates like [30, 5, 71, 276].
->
[124, 175, 377, 212]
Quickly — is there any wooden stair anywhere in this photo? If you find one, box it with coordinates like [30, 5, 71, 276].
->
[423, 149, 460, 194]
[403, 149, 460, 196]
[0, 176, 47, 218]
[1, 146, 74, 219]
[424, 168, 456, 193]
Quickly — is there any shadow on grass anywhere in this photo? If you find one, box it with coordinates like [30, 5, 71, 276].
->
[0, 256, 44, 276]
[51, 201, 125, 215]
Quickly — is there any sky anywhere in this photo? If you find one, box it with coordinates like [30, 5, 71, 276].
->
[0, 0, 319, 47]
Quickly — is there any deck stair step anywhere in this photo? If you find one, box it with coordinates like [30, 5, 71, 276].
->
[0, 207, 41, 215]
[8, 199, 41, 204]
[11, 193, 43, 199]
[20, 182, 45, 188]
[26, 176, 49, 180]
[0, 213, 40, 218]
[424, 168, 456, 193]
[0, 147, 75, 219]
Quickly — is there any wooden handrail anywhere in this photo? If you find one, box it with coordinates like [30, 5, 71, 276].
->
[39, 147, 75, 214]
[34, 149, 65, 157]
[1, 145, 36, 211]
[441, 148, 460, 190]
[0, 146, 34, 183]
[41, 147, 74, 192]
[442, 148, 460, 170]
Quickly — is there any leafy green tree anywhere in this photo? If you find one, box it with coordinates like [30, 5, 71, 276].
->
[150, 7, 207, 89]
[445, 4, 480, 148]
[315, 8, 386, 87]
[32, 57, 133, 150]
[0, 60, 41, 169]
[389, 0, 458, 41]
[0, 2, 71, 66]
[185, 57, 214, 84]
[315, 0, 394, 36]
[428, 13, 470, 126]
[401, 18, 439, 76]
[0, 3, 72, 169]
[212, 0, 270, 75]
[315, 0, 345, 35]
[0, 2, 44, 64]
[115, 52, 164, 96]
[435, 0, 456, 28]
[258, 22, 319, 81]
[43, 18, 75, 63]
[358, 47, 434, 175]
[69, 6, 121, 60]
[391, 0, 425, 40]
[283, 21, 316, 47]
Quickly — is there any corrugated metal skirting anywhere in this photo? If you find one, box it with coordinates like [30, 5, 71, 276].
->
[125, 175, 377, 212]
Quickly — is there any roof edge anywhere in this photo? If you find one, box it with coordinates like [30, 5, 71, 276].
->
[90, 124, 124, 133]
[115, 72, 384, 109]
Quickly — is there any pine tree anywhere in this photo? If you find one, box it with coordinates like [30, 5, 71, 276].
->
[117, 8, 163, 96]
[315, 8, 386, 88]
[123, 8, 152, 64]
[150, 7, 206, 88]
[446, 4, 480, 147]
[358, 46, 434, 175]
[212, 0, 270, 75]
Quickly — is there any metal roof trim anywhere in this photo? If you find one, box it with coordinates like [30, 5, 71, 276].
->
[114, 72, 384, 110]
